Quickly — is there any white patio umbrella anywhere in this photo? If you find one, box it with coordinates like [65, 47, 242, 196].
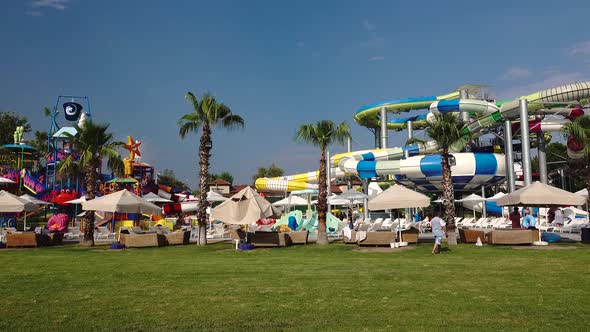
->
[0, 177, 16, 184]
[496, 182, 586, 207]
[368, 185, 430, 246]
[272, 195, 309, 207]
[207, 191, 228, 202]
[19, 194, 49, 206]
[458, 194, 485, 219]
[485, 192, 506, 202]
[338, 188, 369, 201]
[496, 182, 586, 246]
[0, 190, 38, 230]
[210, 186, 280, 225]
[368, 185, 430, 210]
[66, 197, 86, 204]
[143, 192, 173, 203]
[575, 188, 588, 197]
[82, 189, 162, 215]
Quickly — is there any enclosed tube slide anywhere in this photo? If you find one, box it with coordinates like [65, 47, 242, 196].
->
[256, 82, 590, 193]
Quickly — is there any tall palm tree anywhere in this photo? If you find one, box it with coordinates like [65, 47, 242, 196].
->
[562, 115, 590, 202]
[410, 112, 465, 245]
[179, 92, 244, 246]
[57, 121, 124, 246]
[295, 120, 350, 245]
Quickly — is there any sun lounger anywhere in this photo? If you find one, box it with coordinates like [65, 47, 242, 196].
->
[95, 227, 115, 241]
[64, 228, 82, 241]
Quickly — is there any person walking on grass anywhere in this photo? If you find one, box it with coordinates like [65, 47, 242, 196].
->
[431, 212, 446, 254]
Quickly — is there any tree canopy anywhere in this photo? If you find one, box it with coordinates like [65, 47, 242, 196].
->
[0, 111, 31, 145]
[158, 169, 190, 190]
[209, 171, 234, 185]
[252, 163, 284, 182]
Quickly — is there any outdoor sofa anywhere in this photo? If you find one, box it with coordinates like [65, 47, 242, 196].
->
[399, 228, 419, 244]
[119, 227, 166, 248]
[485, 229, 539, 245]
[251, 231, 291, 247]
[6, 231, 39, 247]
[459, 228, 486, 243]
[286, 230, 309, 244]
[358, 231, 396, 247]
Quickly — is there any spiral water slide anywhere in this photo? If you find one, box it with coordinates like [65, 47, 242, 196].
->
[255, 82, 590, 193]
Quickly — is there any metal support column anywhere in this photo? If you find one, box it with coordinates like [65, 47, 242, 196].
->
[460, 89, 470, 123]
[380, 107, 388, 149]
[347, 136, 352, 190]
[481, 186, 487, 218]
[362, 179, 369, 221]
[537, 132, 548, 184]
[405, 120, 413, 158]
[519, 99, 533, 186]
[374, 127, 381, 149]
[503, 120, 516, 192]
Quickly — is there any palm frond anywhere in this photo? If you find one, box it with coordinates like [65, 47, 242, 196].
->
[221, 114, 245, 130]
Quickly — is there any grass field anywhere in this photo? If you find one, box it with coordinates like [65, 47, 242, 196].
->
[1, 242, 589, 331]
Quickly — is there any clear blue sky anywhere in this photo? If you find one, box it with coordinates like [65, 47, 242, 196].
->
[1, 0, 589, 188]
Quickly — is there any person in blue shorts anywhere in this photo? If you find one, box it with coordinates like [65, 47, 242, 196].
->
[431, 212, 446, 254]
[522, 209, 537, 229]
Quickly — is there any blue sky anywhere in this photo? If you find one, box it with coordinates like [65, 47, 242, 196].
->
[1, 0, 589, 188]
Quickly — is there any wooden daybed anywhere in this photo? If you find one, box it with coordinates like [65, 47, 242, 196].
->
[485, 229, 539, 245]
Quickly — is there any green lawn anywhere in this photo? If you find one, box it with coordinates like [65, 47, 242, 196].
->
[1, 242, 589, 331]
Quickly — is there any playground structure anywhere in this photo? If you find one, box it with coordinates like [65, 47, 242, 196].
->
[255, 82, 590, 214]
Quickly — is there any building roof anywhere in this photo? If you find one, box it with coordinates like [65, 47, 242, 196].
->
[330, 185, 343, 194]
[209, 179, 231, 186]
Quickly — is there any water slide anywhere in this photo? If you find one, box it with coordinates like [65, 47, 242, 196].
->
[255, 82, 590, 193]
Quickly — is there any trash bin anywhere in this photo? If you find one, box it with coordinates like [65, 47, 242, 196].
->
[581, 228, 590, 244]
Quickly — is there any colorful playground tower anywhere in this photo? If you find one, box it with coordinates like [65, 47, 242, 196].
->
[44, 96, 91, 201]
[103, 135, 155, 195]
[255, 81, 590, 194]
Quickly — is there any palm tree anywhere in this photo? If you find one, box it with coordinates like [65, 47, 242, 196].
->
[295, 120, 350, 245]
[410, 112, 465, 245]
[57, 121, 124, 246]
[179, 92, 244, 246]
[562, 115, 590, 202]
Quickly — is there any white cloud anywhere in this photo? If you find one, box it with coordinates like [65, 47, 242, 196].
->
[368, 56, 385, 61]
[360, 20, 384, 49]
[31, 0, 69, 11]
[296, 41, 305, 48]
[500, 66, 531, 80]
[568, 40, 590, 56]
[496, 69, 588, 99]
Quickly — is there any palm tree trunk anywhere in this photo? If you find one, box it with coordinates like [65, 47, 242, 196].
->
[441, 151, 457, 246]
[316, 148, 328, 245]
[82, 160, 97, 246]
[197, 122, 211, 245]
